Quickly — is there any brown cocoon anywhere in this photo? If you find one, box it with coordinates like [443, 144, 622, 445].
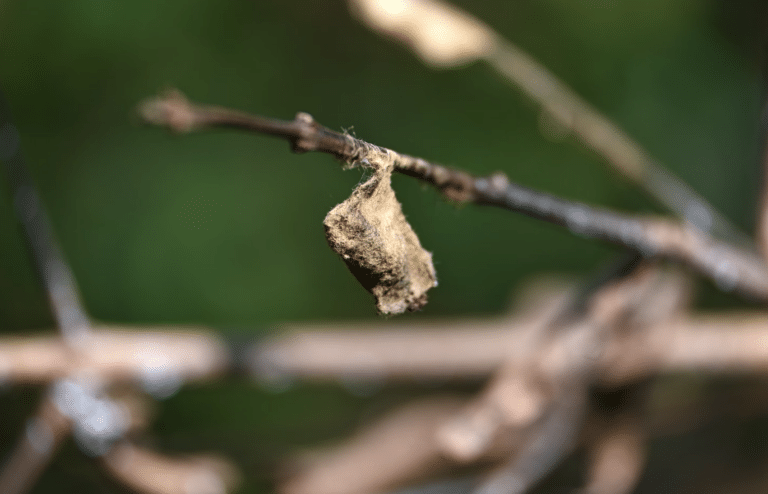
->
[324, 151, 437, 315]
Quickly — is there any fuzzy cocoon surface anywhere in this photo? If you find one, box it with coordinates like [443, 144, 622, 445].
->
[324, 151, 437, 315]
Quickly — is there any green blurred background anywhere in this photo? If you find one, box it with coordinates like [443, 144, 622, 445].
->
[1, 1, 767, 492]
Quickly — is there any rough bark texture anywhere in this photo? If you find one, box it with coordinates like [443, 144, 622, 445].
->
[324, 151, 437, 315]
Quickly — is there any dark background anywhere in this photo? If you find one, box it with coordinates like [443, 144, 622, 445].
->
[1, 1, 767, 492]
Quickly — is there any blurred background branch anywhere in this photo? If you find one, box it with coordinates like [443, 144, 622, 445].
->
[0, 88, 239, 493]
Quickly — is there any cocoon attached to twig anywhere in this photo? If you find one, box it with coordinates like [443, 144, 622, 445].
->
[324, 150, 437, 315]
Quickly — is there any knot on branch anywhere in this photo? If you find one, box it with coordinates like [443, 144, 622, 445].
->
[396, 157, 477, 203]
[431, 165, 476, 203]
[138, 90, 199, 133]
[473, 172, 510, 200]
[291, 112, 321, 154]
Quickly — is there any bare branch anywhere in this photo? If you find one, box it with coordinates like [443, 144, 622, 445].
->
[251, 266, 690, 388]
[601, 312, 768, 383]
[472, 392, 586, 494]
[437, 262, 678, 465]
[0, 85, 95, 494]
[252, 280, 573, 383]
[139, 91, 768, 301]
[0, 327, 230, 386]
[102, 442, 240, 494]
[757, 112, 768, 260]
[346, 0, 747, 245]
[582, 416, 645, 494]
[2, 86, 234, 494]
[279, 397, 466, 494]
[0, 397, 70, 494]
[1, 94, 91, 348]
[486, 40, 748, 243]
[257, 308, 768, 389]
[347, 0, 497, 68]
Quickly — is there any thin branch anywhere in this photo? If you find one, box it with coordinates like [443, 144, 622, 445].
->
[600, 312, 768, 383]
[251, 281, 573, 383]
[582, 416, 645, 494]
[250, 283, 768, 394]
[139, 91, 768, 302]
[473, 391, 586, 494]
[0, 86, 95, 494]
[1, 88, 233, 494]
[0, 396, 71, 494]
[252, 265, 691, 387]
[485, 40, 748, 244]
[346, 0, 748, 245]
[279, 397, 466, 494]
[0, 327, 230, 386]
[437, 262, 678, 464]
[757, 104, 768, 260]
[256, 309, 768, 386]
[102, 442, 240, 494]
[0, 92, 91, 347]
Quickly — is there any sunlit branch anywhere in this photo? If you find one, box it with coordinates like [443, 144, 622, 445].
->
[0, 327, 230, 386]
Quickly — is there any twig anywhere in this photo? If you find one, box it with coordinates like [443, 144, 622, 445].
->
[600, 312, 768, 383]
[473, 391, 586, 494]
[256, 308, 768, 386]
[102, 442, 240, 494]
[582, 416, 645, 494]
[0, 86, 92, 494]
[437, 261, 677, 464]
[139, 91, 768, 302]
[0, 93, 91, 347]
[1, 87, 235, 494]
[0, 397, 71, 494]
[252, 280, 573, 383]
[250, 274, 768, 393]
[252, 264, 687, 387]
[485, 40, 748, 244]
[0, 327, 229, 386]
[757, 105, 768, 260]
[346, 0, 748, 245]
[279, 397, 466, 494]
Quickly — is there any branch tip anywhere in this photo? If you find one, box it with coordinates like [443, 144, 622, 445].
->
[138, 90, 199, 134]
